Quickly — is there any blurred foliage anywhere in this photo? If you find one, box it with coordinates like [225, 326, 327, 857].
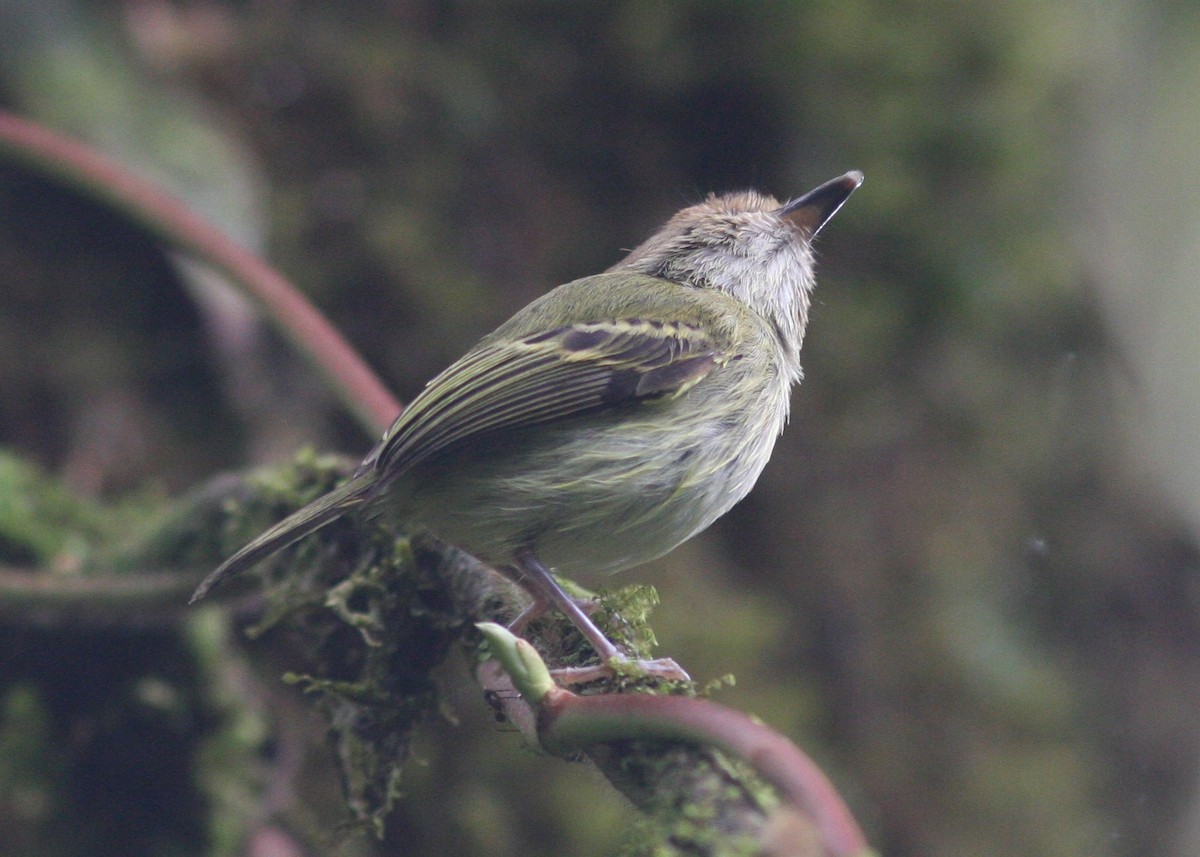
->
[0, 450, 112, 565]
[1, 1, 1199, 856]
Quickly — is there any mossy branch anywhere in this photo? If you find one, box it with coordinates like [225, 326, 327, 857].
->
[480, 623, 873, 857]
[0, 449, 873, 853]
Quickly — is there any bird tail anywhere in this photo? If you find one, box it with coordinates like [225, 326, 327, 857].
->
[190, 471, 377, 603]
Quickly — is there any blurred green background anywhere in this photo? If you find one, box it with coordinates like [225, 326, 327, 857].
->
[2, 1, 1199, 856]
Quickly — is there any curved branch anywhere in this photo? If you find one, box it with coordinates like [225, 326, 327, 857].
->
[543, 691, 870, 857]
[0, 109, 400, 434]
[478, 623, 872, 857]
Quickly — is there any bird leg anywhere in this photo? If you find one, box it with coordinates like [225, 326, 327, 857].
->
[504, 548, 689, 683]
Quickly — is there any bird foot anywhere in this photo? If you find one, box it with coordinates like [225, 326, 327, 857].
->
[504, 548, 690, 685]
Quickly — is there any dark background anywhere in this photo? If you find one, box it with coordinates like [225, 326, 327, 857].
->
[1, 2, 1199, 856]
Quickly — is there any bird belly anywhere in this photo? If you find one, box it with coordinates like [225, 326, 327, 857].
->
[388, 378, 787, 581]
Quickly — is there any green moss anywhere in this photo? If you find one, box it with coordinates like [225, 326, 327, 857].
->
[608, 742, 778, 856]
[227, 462, 471, 837]
[0, 450, 112, 565]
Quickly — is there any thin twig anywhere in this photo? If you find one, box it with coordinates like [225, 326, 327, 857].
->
[0, 564, 202, 622]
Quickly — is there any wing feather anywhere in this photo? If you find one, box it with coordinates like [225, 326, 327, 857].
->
[362, 319, 727, 477]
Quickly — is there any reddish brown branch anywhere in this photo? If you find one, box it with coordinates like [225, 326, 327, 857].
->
[540, 690, 871, 857]
[0, 109, 400, 434]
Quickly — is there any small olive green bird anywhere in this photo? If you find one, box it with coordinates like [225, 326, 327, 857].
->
[192, 171, 862, 672]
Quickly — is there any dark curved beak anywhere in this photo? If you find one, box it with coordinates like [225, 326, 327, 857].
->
[781, 171, 863, 236]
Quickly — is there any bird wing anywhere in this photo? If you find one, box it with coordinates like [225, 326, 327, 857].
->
[361, 318, 729, 477]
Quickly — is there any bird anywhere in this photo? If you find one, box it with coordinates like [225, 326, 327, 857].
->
[191, 171, 863, 677]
